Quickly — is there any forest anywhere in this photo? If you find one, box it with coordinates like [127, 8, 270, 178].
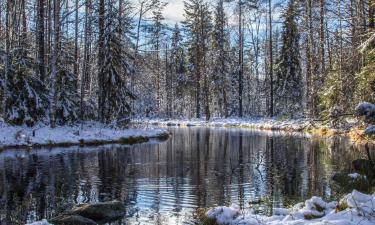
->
[0, 0, 373, 126]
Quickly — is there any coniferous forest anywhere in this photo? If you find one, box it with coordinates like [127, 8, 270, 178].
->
[0, 0, 374, 125]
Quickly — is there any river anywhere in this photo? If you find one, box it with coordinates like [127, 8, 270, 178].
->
[0, 127, 373, 224]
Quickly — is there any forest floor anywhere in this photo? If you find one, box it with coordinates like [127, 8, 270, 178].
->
[0, 121, 170, 149]
[134, 117, 375, 144]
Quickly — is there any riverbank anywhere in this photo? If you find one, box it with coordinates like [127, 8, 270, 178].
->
[200, 190, 375, 225]
[0, 122, 170, 149]
[133, 117, 375, 144]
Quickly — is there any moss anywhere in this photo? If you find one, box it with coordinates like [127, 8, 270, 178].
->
[335, 200, 348, 212]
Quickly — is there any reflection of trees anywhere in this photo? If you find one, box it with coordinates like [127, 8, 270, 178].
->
[0, 128, 370, 224]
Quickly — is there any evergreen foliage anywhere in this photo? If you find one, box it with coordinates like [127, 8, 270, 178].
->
[274, 0, 303, 117]
[1, 46, 48, 126]
[54, 38, 80, 124]
[100, 23, 135, 122]
[355, 34, 375, 104]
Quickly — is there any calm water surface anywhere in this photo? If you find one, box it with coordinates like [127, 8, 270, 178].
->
[0, 127, 373, 224]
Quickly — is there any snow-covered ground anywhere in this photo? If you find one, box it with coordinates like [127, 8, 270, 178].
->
[0, 121, 169, 148]
[133, 117, 324, 132]
[206, 190, 375, 225]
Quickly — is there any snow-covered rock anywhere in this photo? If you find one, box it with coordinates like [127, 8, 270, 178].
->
[206, 190, 375, 225]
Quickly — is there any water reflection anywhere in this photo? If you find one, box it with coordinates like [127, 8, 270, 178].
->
[0, 127, 372, 224]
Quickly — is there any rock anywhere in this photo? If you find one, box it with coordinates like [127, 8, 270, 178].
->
[352, 159, 375, 177]
[49, 215, 97, 225]
[355, 102, 375, 122]
[70, 200, 125, 223]
[364, 125, 375, 136]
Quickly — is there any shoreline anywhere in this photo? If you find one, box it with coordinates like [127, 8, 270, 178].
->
[0, 122, 170, 150]
[133, 117, 375, 144]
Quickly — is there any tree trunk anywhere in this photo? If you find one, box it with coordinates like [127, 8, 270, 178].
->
[2, 0, 11, 119]
[98, 0, 105, 122]
[238, 0, 243, 117]
[37, 0, 46, 81]
[268, 0, 274, 117]
[369, 0, 374, 29]
[74, 0, 79, 78]
[319, 0, 325, 78]
[50, 0, 60, 128]
[80, 0, 91, 121]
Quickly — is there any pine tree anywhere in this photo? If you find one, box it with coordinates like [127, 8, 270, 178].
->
[2, 46, 49, 126]
[274, 0, 303, 117]
[183, 0, 212, 119]
[211, 0, 230, 117]
[54, 37, 80, 124]
[0, 1, 48, 126]
[98, 1, 135, 123]
[355, 33, 375, 104]
[170, 24, 187, 117]
[149, 2, 166, 114]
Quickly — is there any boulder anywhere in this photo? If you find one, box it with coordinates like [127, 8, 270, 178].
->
[364, 125, 375, 136]
[355, 102, 375, 122]
[69, 200, 125, 223]
[49, 215, 97, 225]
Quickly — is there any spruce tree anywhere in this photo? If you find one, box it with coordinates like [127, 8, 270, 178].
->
[54, 37, 80, 124]
[183, 0, 212, 119]
[211, 0, 230, 117]
[2, 46, 49, 126]
[170, 24, 187, 117]
[98, 1, 135, 123]
[274, 0, 303, 117]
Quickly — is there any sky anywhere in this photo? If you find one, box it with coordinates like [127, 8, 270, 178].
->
[163, 0, 185, 24]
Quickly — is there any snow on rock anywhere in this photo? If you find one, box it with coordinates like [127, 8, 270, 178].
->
[25, 219, 53, 225]
[348, 173, 362, 179]
[206, 190, 375, 225]
[0, 121, 168, 148]
[207, 204, 241, 224]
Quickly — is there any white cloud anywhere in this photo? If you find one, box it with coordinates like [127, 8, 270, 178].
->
[163, 0, 185, 24]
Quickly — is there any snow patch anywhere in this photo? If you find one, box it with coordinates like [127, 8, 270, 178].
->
[206, 190, 375, 225]
[25, 219, 53, 225]
[134, 117, 316, 133]
[348, 173, 362, 179]
[0, 121, 168, 148]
